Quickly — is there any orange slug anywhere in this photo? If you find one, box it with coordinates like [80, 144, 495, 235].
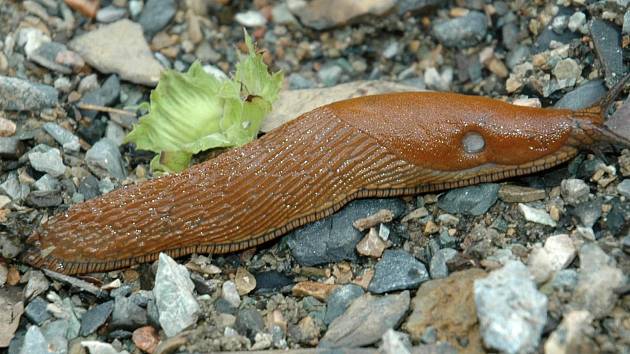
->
[24, 79, 630, 275]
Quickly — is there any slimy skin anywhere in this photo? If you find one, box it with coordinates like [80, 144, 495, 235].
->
[24, 91, 628, 275]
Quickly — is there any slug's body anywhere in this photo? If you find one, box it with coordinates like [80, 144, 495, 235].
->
[24, 91, 628, 274]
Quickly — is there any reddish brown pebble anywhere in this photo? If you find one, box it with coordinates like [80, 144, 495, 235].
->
[132, 326, 160, 354]
[64, 0, 100, 18]
[292, 281, 338, 301]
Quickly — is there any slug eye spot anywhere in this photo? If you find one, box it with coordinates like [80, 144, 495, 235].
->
[462, 132, 485, 154]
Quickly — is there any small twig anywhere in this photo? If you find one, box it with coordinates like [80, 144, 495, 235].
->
[42, 269, 107, 298]
[76, 103, 137, 117]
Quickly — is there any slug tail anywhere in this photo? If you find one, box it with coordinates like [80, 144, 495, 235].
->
[574, 73, 630, 148]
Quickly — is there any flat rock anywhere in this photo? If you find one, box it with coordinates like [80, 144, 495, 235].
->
[154, 253, 200, 337]
[286, 198, 406, 266]
[474, 261, 547, 354]
[554, 80, 607, 110]
[80, 301, 114, 336]
[287, 0, 396, 30]
[590, 19, 624, 87]
[405, 269, 486, 352]
[368, 250, 429, 294]
[319, 291, 410, 348]
[437, 184, 500, 216]
[262, 81, 420, 132]
[69, 19, 163, 86]
[0, 76, 58, 111]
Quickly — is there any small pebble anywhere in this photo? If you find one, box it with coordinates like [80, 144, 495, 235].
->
[518, 203, 557, 227]
[560, 179, 589, 205]
[235, 10, 267, 27]
[132, 326, 160, 353]
[0, 116, 16, 137]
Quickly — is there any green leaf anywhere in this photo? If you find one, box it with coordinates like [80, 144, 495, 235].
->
[124, 30, 283, 173]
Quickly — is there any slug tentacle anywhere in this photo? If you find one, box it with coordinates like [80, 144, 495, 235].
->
[23, 90, 627, 275]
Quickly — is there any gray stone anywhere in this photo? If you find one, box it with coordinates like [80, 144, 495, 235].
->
[29, 42, 82, 74]
[518, 203, 557, 227]
[33, 174, 59, 192]
[324, 284, 364, 325]
[437, 183, 500, 216]
[0, 172, 30, 201]
[380, 329, 413, 354]
[0, 76, 58, 111]
[432, 11, 488, 48]
[317, 64, 343, 87]
[554, 80, 607, 110]
[368, 250, 429, 294]
[110, 295, 147, 330]
[80, 301, 114, 336]
[40, 319, 69, 354]
[42, 123, 80, 153]
[474, 261, 547, 354]
[506, 45, 530, 69]
[137, 0, 176, 37]
[24, 298, 51, 326]
[624, 10, 630, 35]
[79, 75, 121, 118]
[286, 198, 406, 266]
[105, 121, 126, 146]
[28, 146, 66, 177]
[80, 341, 123, 354]
[551, 15, 568, 34]
[591, 19, 624, 87]
[0, 137, 26, 159]
[98, 178, 115, 194]
[617, 179, 630, 198]
[271, 3, 298, 25]
[27, 191, 63, 208]
[568, 12, 586, 33]
[571, 243, 625, 319]
[23, 271, 49, 301]
[429, 248, 454, 279]
[78, 175, 100, 200]
[85, 138, 126, 180]
[397, 0, 440, 15]
[96, 6, 127, 23]
[570, 200, 602, 228]
[319, 291, 410, 348]
[560, 178, 589, 205]
[69, 20, 163, 86]
[154, 253, 200, 337]
[235, 308, 265, 340]
[19, 326, 48, 354]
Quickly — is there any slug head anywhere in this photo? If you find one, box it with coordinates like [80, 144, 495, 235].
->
[329, 92, 577, 171]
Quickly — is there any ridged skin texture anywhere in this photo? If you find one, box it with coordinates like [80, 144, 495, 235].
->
[24, 92, 608, 274]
